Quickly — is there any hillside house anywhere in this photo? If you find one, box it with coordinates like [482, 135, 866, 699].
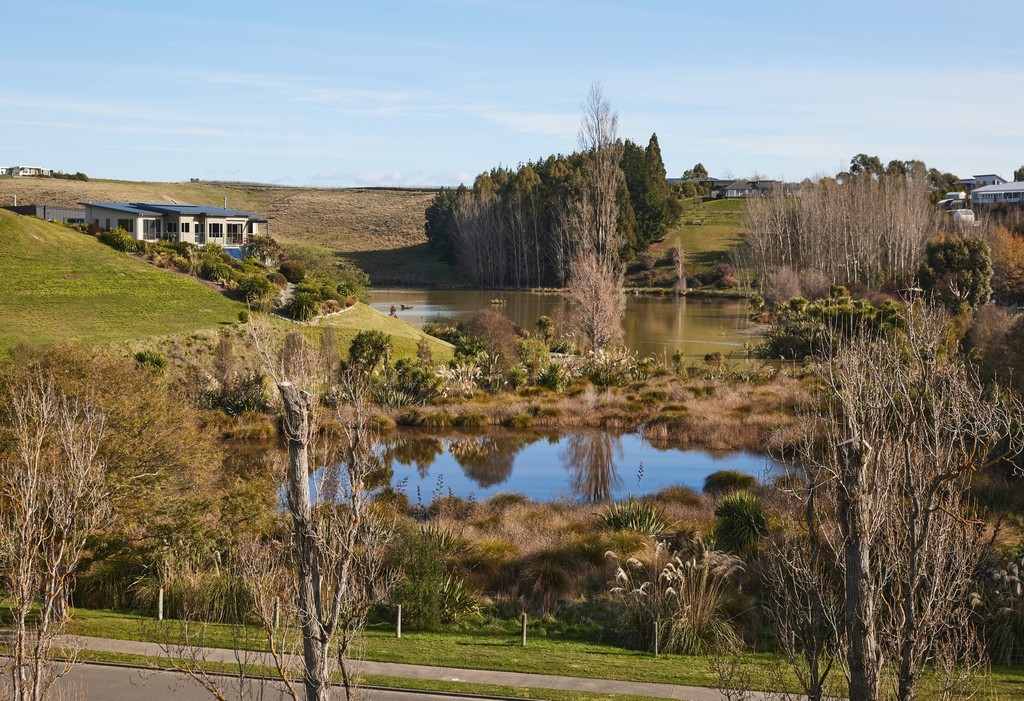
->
[1, 165, 52, 177]
[971, 181, 1024, 206]
[82, 202, 268, 250]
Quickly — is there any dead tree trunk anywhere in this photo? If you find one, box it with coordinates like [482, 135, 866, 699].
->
[279, 382, 331, 701]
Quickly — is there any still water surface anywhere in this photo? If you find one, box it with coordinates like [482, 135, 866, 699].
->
[381, 429, 777, 503]
[372, 288, 755, 360]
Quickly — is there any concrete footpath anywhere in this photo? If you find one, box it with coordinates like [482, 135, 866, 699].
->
[61, 634, 775, 701]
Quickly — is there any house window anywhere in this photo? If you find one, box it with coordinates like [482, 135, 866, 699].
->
[167, 222, 178, 234]
[181, 222, 190, 233]
[117, 218, 134, 233]
[209, 223, 223, 237]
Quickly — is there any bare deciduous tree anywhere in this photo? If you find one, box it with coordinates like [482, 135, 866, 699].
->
[739, 172, 937, 291]
[777, 307, 1018, 701]
[564, 250, 625, 352]
[576, 82, 624, 268]
[0, 372, 109, 701]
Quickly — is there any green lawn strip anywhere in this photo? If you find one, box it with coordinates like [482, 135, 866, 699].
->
[66, 609, 780, 691]
[65, 648, 675, 701]
[60, 609, 1024, 698]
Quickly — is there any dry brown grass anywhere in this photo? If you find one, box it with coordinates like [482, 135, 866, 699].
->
[0, 177, 433, 248]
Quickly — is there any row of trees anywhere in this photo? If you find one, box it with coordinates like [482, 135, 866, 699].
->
[738, 165, 937, 290]
[425, 89, 679, 288]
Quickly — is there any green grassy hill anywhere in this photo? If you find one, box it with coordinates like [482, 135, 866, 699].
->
[0, 209, 242, 351]
[0, 210, 454, 361]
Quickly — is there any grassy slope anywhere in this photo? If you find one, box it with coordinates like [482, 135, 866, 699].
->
[321, 303, 454, 363]
[670, 197, 745, 271]
[0, 177, 462, 286]
[0, 209, 241, 351]
[0, 209, 454, 361]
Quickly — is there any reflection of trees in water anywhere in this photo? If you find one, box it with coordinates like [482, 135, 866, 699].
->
[381, 435, 444, 477]
[448, 434, 534, 488]
[560, 432, 624, 503]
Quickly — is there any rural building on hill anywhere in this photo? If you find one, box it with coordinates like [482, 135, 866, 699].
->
[0, 165, 52, 177]
[971, 181, 1024, 207]
[82, 202, 269, 251]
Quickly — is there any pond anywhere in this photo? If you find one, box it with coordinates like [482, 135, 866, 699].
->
[371, 288, 756, 361]
[380, 429, 778, 504]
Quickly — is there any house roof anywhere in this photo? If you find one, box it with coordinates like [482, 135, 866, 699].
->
[80, 202, 157, 215]
[81, 202, 267, 221]
[972, 181, 1024, 194]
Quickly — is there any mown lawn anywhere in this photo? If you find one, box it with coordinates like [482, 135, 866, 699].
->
[0, 210, 242, 353]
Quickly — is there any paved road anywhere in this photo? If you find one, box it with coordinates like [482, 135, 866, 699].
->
[57, 662, 481, 701]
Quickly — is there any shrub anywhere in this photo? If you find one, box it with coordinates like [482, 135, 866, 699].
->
[285, 292, 320, 321]
[199, 256, 233, 282]
[464, 310, 520, 373]
[267, 271, 288, 287]
[279, 259, 306, 283]
[712, 490, 768, 561]
[703, 470, 757, 496]
[517, 338, 549, 376]
[238, 310, 249, 324]
[99, 227, 141, 252]
[219, 371, 270, 417]
[390, 528, 447, 631]
[237, 273, 273, 304]
[601, 497, 669, 536]
[349, 330, 393, 373]
[537, 363, 568, 392]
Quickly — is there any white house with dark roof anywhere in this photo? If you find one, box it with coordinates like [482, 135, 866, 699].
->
[81, 202, 268, 250]
[971, 181, 1024, 206]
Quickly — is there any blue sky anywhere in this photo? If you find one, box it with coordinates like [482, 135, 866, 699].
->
[3, 1, 1021, 187]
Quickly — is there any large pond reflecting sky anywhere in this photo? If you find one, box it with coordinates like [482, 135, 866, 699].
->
[380, 429, 777, 503]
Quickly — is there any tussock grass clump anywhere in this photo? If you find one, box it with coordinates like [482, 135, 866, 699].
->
[703, 470, 758, 496]
[652, 485, 703, 507]
[487, 493, 530, 510]
[454, 411, 489, 428]
[501, 413, 533, 429]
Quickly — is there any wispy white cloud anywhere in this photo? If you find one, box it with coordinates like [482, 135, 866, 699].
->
[471, 106, 578, 138]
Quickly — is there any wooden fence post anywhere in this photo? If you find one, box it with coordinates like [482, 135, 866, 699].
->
[521, 612, 527, 647]
[397, 604, 402, 639]
[157, 587, 164, 621]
